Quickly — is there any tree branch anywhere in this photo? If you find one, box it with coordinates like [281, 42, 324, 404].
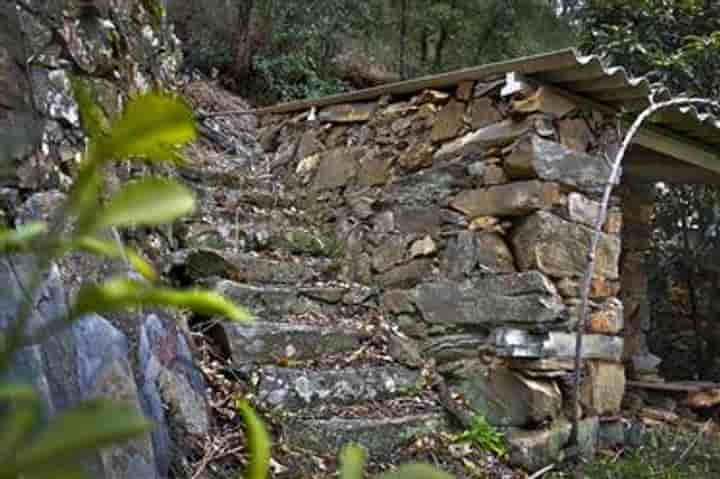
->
[569, 97, 720, 463]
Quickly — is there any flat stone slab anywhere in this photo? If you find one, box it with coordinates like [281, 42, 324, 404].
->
[284, 414, 448, 457]
[496, 328, 624, 362]
[450, 180, 560, 218]
[258, 366, 422, 409]
[412, 272, 565, 327]
[222, 322, 367, 364]
[434, 118, 530, 161]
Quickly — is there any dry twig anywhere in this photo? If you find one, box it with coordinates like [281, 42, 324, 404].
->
[570, 97, 720, 458]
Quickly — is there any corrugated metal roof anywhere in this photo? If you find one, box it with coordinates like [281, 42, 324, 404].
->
[257, 48, 720, 151]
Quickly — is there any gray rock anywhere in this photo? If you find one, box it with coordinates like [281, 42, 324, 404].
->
[0, 256, 85, 413]
[372, 235, 409, 273]
[562, 192, 602, 227]
[495, 328, 624, 361]
[413, 272, 565, 327]
[312, 147, 362, 190]
[442, 231, 516, 278]
[227, 253, 316, 284]
[423, 334, 490, 363]
[258, 366, 421, 409]
[453, 365, 562, 427]
[450, 181, 561, 218]
[388, 334, 424, 368]
[300, 287, 348, 304]
[222, 322, 367, 364]
[73, 314, 158, 479]
[467, 161, 487, 178]
[476, 233, 517, 274]
[138, 314, 211, 477]
[375, 259, 433, 289]
[284, 414, 447, 458]
[382, 290, 416, 314]
[394, 207, 443, 235]
[16, 190, 67, 225]
[512, 211, 620, 280]
[598, 420, 625, 448]
[507, 420, 570, 471]
[507, 417, 599, 471]
[441, 230, 479, 279]
[216, 281, 301, 316]
[434, 119, 531, 162]
[632, 353, 662, 374]
[529, 136, 614, 194]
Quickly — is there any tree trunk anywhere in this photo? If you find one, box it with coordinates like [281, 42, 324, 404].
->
[233, 0, 256, 81]
[399, 0, 408, 79]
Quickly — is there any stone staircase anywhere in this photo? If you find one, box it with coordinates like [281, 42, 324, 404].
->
[211, 277, 451, 461]
[173, 172, 456, 469]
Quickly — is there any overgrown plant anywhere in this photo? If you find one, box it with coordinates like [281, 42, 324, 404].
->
[456, 415, 507, 457]
[0, 82, 254, 478]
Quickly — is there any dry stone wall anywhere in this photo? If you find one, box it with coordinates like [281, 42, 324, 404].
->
[259, 78, 628, 467]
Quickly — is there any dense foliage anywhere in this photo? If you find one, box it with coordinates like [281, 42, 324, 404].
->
[170, 0, 575, 103]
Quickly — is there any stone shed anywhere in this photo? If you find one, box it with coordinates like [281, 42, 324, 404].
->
[235, 49, 720, 469]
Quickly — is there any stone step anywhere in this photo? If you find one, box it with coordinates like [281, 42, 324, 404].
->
[215, 280, 376, 317]
[220, 321, 369, 365]
[257, 366, 423, 410]
[283, 413, 449, 459]
[176, 248, 330, 284]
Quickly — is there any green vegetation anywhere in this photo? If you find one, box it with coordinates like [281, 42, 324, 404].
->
[0, 82, 251, 478]
[551, 425, 720, 479]
[456, 415, 508, 458]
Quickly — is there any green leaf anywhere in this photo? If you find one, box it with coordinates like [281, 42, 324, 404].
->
[99, 92, 197, 163]
[238, 401, 271, 479]
[378, 464, 456, 479]
[12, 400, 151, 475]
[0, 402, 41, 465]
[0, 222, 47, 252]
[92, 178, 195, 232]
[74, 237, 158, 281]
[340, 444, 366, 479]
[70, 78, 109, 139]
[0, 383, 38, 403]
[67, 157, 103, 231]
[73, 278, 253, 322]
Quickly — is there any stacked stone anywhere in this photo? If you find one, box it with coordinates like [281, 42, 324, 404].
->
[260, 77, 628, 468]
[620, 184, 662, 382]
